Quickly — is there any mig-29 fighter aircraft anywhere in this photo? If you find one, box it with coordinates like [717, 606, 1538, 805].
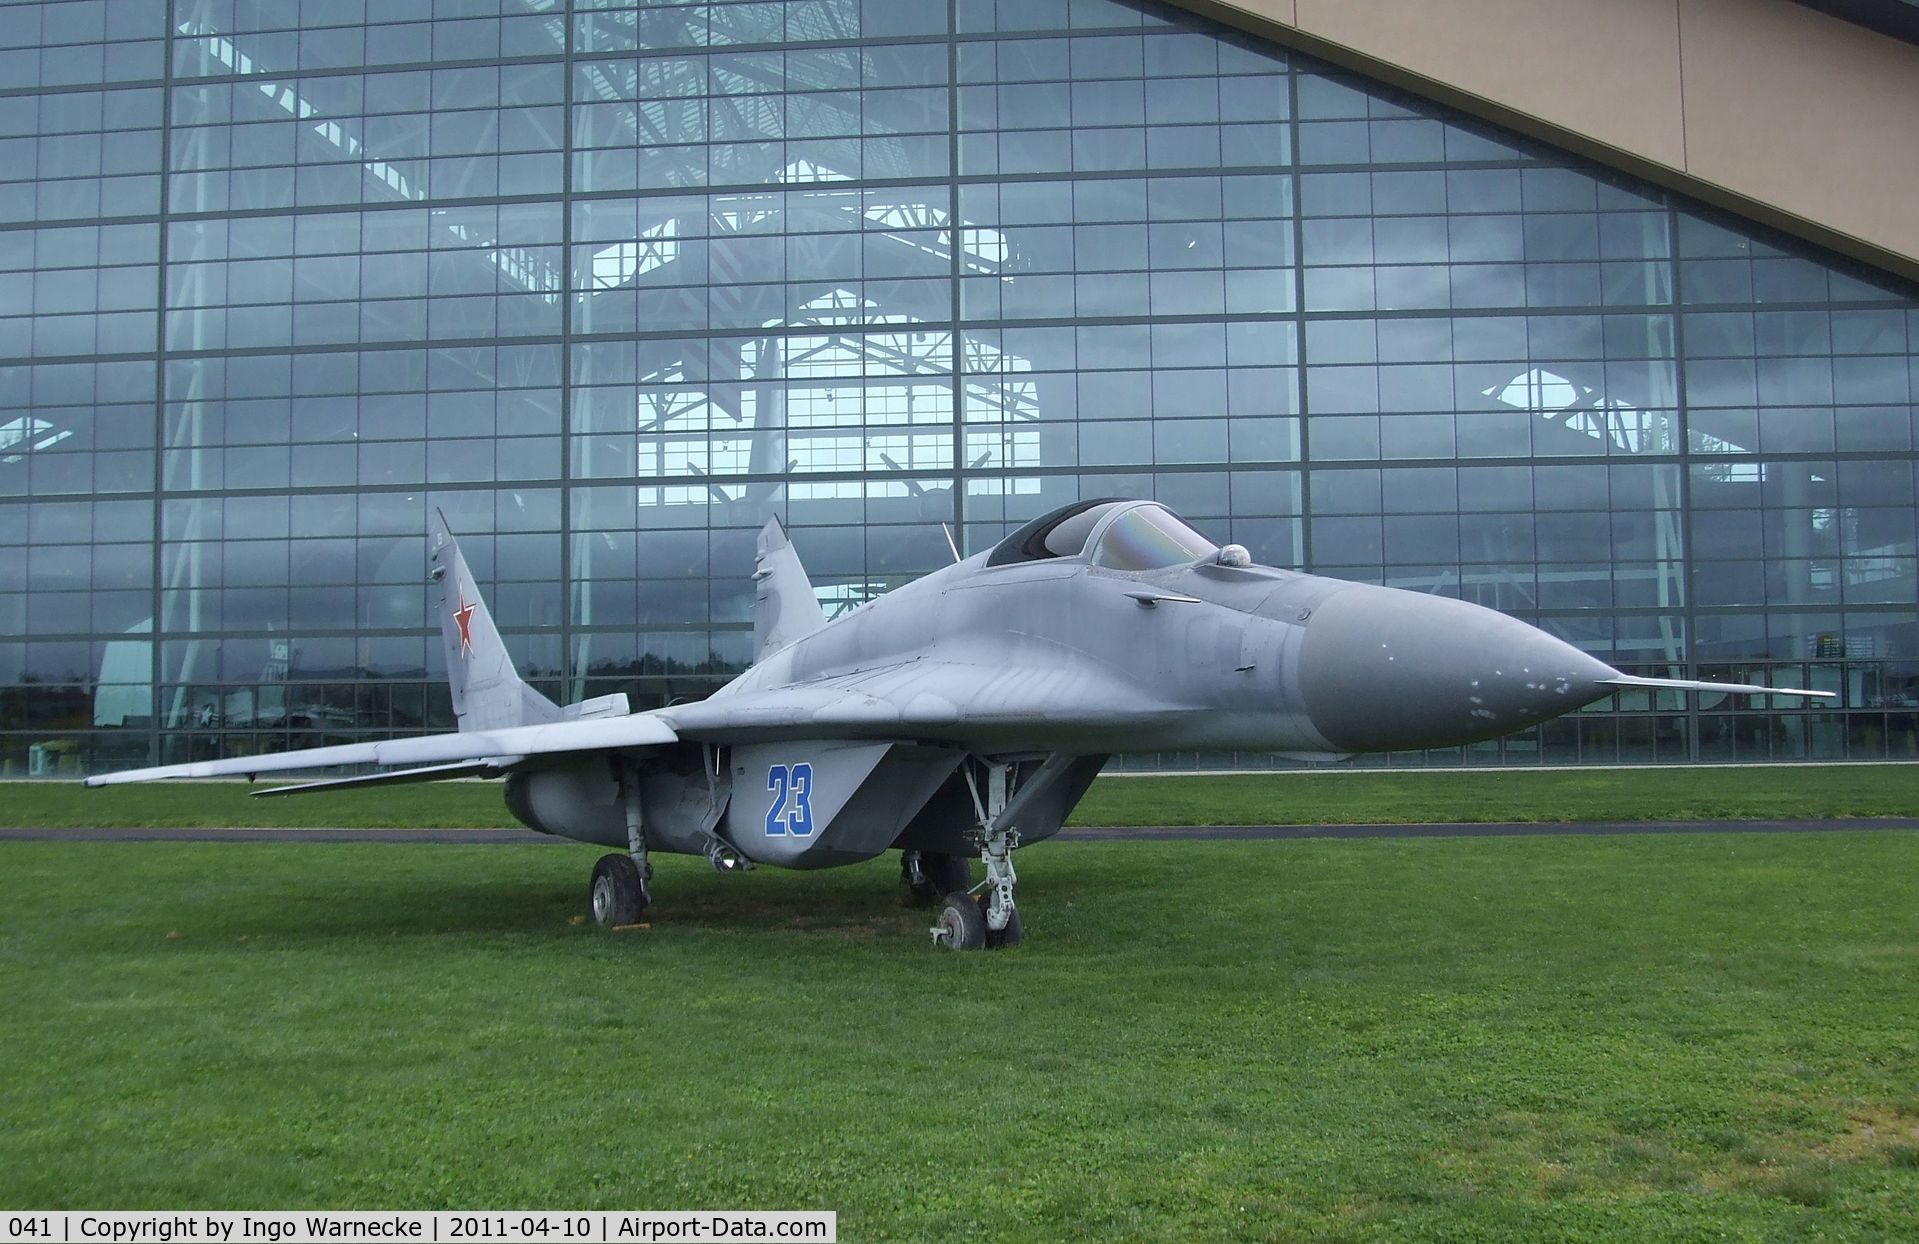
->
[88, 500, 1833, 949]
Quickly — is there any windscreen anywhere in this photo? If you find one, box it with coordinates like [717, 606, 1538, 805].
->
[985, 498, 1131, 566]
[1089, 505, 1218, 571]
[1042, 502, 1124, 557]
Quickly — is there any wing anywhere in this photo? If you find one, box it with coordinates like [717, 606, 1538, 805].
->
[87, 514, 674, 793]
[83, 713, 679, 787]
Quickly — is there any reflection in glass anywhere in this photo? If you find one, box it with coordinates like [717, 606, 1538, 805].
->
[1090, 503, 1218, 570]
[0, 0, 1914, 770]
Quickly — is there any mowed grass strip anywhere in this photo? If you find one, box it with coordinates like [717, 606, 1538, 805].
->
[1072, 764, 1919, 826]
[2, 834, 1916, 1240]
[5, 763, 1915, 829]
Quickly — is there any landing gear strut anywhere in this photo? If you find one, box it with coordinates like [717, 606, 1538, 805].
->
[978, 827, 1023, 949]
[589, 764, 652, 929]
[930, 759, 1025, 951]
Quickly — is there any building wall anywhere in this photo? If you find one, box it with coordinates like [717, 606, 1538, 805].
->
[1, 0, 1915, 775]
[1174, 0, 1919, 283]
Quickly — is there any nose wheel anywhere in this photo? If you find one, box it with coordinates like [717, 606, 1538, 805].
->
[930, 892, 985, 950]
[929, 887, 1024, 950]
[984, 899, 1023, 949]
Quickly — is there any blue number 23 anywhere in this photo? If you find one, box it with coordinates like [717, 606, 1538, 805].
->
[764, 762, 815, 837]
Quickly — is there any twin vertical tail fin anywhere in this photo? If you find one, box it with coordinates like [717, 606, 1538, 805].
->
[753, 517, 828, 663]
[431, 513, 822, 724]
[431, 511, 562, 732]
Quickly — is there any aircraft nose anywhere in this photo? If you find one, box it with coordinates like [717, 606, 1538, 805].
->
[1296, 584, 1619, 753]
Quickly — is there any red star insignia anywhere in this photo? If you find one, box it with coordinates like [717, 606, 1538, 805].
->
[453, 591, 477, 657]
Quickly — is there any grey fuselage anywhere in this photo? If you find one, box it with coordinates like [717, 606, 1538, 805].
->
[87, 501, 1803, 880]
[510, 512, 1622, 866]
[706, 549, 1619, 759]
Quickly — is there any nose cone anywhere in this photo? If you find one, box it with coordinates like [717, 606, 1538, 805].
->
[1297, 585, 1618, 753]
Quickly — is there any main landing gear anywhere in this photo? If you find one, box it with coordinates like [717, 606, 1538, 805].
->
[929, 759, 1026, 952]
[590, 853, 647, 926]
[589, 765, 652, 928]
[900, 849, 971, 906]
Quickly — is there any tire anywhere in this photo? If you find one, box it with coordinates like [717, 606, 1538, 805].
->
[984, 901, 1024, 950]
[589, 853, 647, 928]
[932, 891, 986, 950]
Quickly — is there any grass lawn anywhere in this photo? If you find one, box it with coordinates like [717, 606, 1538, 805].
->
[2, 833, 1916, 1240]
[5, 764, 1918, 830]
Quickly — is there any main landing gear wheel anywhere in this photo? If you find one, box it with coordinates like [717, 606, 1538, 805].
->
[931, 892, 986, 950]
[901, 850, 973, 906]
[589, 853, 647, 927]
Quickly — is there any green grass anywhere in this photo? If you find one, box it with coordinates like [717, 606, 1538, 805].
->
[3, 834, 1918, 1239]
[6, 764, 1917, 829]
[1071, 765, 1919, 827]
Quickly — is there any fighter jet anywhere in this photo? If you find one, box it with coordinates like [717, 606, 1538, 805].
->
[88, 499, 1833, 949]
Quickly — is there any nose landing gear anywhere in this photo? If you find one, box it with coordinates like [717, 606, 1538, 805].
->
[929, 757, 1045, 951]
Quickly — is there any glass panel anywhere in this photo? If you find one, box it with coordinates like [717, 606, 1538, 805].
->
[1, 0, 1914, 769]
[1089, 503, 1217, 570]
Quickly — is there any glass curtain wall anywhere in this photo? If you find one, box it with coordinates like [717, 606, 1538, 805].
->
[0, 0, 1914, 774]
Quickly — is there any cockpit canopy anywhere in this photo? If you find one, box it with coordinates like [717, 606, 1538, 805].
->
[986, 499, 1218, 571]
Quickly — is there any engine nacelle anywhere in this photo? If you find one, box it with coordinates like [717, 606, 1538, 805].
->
[505, 763, 623, 844]
[503, 751, 726, 854]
